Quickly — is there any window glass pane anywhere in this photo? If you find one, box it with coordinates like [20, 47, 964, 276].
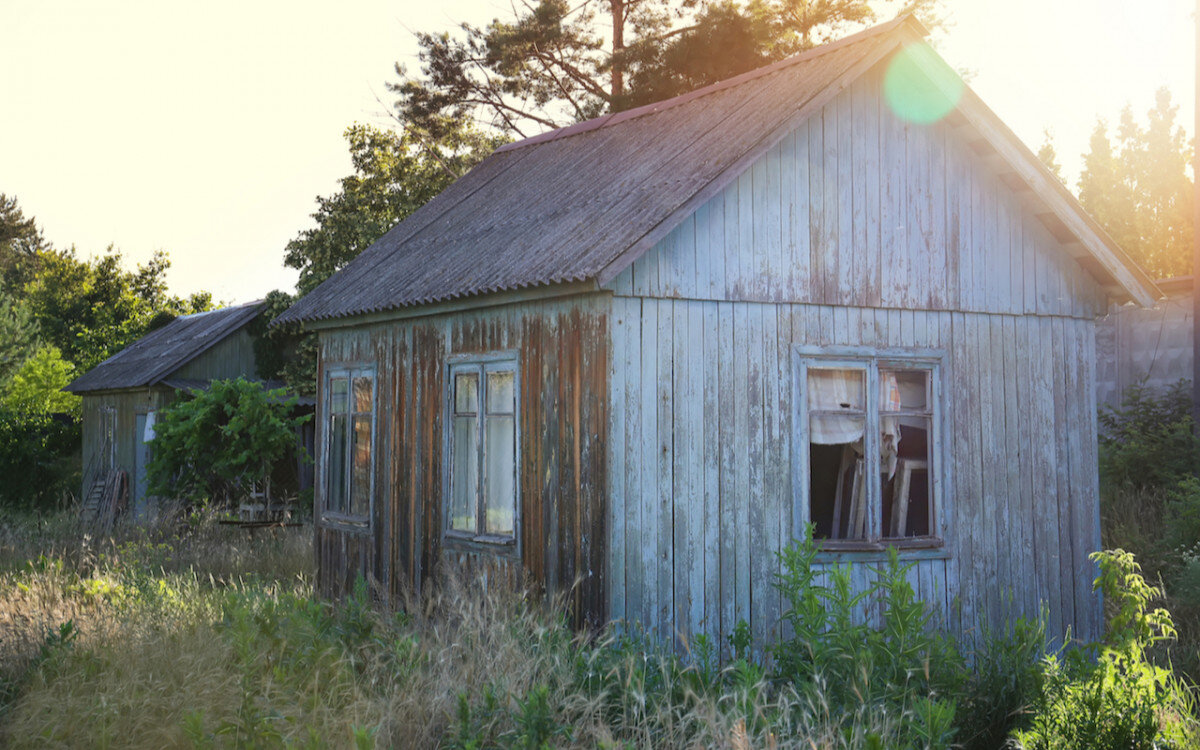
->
[454, 372, 478, 415]
[330, 377, 348, 413]
[350, 414, 371, 517]
[808, 417, 866, 540]
[484, 415, 516, 536]
[486, 370, 515, 413]
[451, 415, 478, 532]
[352, 376, 372, 413]
[883, 415, 932, 538]
[328, 413, 347, 513]
[881, 369, 929, 412]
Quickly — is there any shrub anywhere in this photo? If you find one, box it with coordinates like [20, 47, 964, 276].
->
[1012, 549, 1200, 749]
[1099, 380, 1199, 490]
[147, 377, 310, 505]
[0, 410, 79, 511]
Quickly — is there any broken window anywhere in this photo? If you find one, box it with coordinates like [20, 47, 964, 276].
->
[800, 355, 938, 547]
[446, 356, 518, 547]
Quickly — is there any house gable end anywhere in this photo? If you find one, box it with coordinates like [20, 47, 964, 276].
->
[604, 61, 1115, 319]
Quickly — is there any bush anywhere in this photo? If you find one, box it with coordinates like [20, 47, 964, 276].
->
[147, 377, 310, 505]
[1013, 549, 1200, 749]
[0, 410, 79, 511]
[1099, 380, 1199, 490]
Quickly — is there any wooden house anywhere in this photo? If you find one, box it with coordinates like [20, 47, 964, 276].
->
[64, 301, 309, 516]
[276, 16, 1159, 647]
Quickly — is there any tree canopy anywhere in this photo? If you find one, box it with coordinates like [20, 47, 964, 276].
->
[23, 247, 213, 372]
[391, 0, 943, 141]
[1077, 88, 1194, 280]
[269, 123, 498, 396]
[284, 123, 500, 296]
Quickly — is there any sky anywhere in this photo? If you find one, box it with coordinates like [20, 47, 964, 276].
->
[0, 0, 1195, 305]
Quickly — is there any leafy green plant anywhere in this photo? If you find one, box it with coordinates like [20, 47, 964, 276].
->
[0, 409, 79, 511]
[146, 377, 310, 505]
[1099, 380, 1199, 490]
[1013, 549, 1200, 749]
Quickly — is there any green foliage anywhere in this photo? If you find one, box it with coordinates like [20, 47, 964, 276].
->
[1099, 380, 1199, 490]
[249, 289, 317, 397]
[771, 527, 964, 745]
[0, 410, 80, 511]
[22, 246, 213, 372]
[1013, 550, 1199, 749]
[0, 193, 49, 294]
[284, 123, 496, 296]
[146, 378, 310, 504]
[393, 0, 944, 139]
[1078, 88, 1194, 279]
[0, 289, 38, 384]
[0, 346, 80, 415]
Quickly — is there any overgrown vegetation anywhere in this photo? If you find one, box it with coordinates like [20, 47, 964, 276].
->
[1100, 379, 1200, 688]
[147, 378, 311, 506]
[2, 510, 1196, 748]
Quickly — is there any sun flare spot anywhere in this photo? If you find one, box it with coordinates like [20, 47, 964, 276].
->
[884, 42, 964, 125]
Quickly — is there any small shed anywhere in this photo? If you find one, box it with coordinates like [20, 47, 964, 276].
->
[277, 16, 1159, 648]
[64, 301, 311, 516]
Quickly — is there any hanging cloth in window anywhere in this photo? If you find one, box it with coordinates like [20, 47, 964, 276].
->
[808, 369, 865, 445]
[880, 374, 901, 478]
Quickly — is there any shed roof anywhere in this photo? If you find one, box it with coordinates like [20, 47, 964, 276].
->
[277, 15, 1158, 325]
[64, 301, 263, 393]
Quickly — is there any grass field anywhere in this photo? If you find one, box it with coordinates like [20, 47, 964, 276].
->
[1, 508, 1196, 749]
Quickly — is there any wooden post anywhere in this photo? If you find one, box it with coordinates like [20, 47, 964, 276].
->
[1194, 0, 1200, 422]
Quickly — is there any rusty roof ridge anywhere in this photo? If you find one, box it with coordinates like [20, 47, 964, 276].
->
[494, 13, 921, 156]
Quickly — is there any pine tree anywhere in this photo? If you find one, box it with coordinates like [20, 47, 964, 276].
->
[1078, 89, 1193, 279]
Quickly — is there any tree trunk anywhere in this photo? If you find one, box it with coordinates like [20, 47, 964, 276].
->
[610, 0, 625, 103]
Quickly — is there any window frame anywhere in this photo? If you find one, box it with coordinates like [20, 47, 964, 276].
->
[442, 351, 521, 555]
[792, 345, 948, 555]
[320, 363, 376, 531]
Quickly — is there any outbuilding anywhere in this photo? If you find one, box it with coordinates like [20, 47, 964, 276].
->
[278, 15, 1159, 648]
[64, 301, 313, 517]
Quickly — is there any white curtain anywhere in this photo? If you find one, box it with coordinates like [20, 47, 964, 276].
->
[808, 369, 865, 445]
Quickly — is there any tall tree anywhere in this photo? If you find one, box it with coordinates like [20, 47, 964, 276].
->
[0, 194, 49, 293]
[0, 288, 38, 383]
[23, 247, 212, 372]
[391, 0, 942, 140]
[1036, 129, 1064, 184]
[270, 122, 496, 395]
[283, 123, 498, 295]
[1078, 88, 1194, 279]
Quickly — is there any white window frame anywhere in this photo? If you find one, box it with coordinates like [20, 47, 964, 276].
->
[792, 345, 947, 553]
[443, 352, 520, 554]
[321, 364, 375, 530]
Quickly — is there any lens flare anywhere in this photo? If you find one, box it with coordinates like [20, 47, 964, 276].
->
[883, 42, 964, 125]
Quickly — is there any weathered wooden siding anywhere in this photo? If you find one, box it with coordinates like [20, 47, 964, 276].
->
[167, 328, 259, 381]
[607, 301, 1102, 649]
[607, 66, 1109, 321]
[80, 388, 173, 494]
[603, 64, 1107, 650]
[316, 296, 609, 627]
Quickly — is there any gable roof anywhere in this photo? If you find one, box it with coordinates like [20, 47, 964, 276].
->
[64, 301, 263, 394]
[278, 15, 1158, 325]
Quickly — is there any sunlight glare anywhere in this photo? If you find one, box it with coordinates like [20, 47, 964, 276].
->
[884, 41, 964, 125]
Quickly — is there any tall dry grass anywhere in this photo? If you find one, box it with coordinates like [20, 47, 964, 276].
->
[0, 509, 911, 748]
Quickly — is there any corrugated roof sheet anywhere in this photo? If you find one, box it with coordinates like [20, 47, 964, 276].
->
[277, 17, 910, 324]
[64, 301, 263, 393]
[277, 13, 1158, 325]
